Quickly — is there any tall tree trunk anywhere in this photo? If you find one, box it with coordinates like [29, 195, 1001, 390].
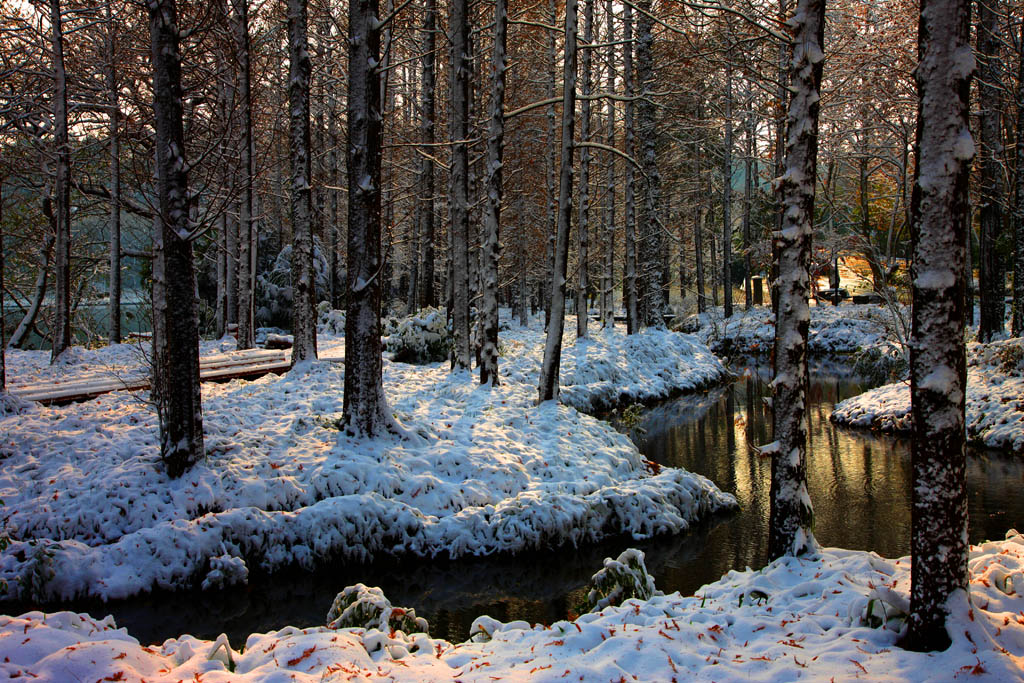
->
[343, 0, 389, 435]
[544, 0, 558, 330]
[233, 0, 255, 350]
[417, 0, 437, 309]
[479, 0, 506, 386]
[1, 178, 5, 392]
[576, 0, 593, 338]
[977, 0, 1004, 341]
[695, 98, 707, 315]
[635, 0, 662, 328]
[722, 38, 734, 320]
[50, 0, 71, 363]
[216, 212, 227, 337]
[623, 2, 638, 334]
[743, 81, 754, 310]
[106, 2, 121, 344]
[288, 0, 318, 363]
[768, 0, 824, 561]
[538, 0, 577, 402]
[148, 0, 204, 478]
[1014, 21, 1024, 337]
[772, 0, 788, 313]
[601, 0, 616, 328]
[902, 0, 972, 652]
[449, 0, 472, 370]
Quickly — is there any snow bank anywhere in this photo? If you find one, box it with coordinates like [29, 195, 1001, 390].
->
[6, 532, 1024, 681]
[0, 321, 733, 601]
[832, 338, 1024, 453]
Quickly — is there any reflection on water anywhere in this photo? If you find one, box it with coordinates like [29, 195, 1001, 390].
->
[29, 363, 1024, 645]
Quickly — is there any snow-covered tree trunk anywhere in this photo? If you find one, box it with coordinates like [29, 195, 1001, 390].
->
[576, 0, 593, 339]
[417, 0, 437, 309]
[288, 0, 317, 363]
[148, 0, 204, 478]
[538, 0, 577, 402]
[635, 0, 662, 328]
[600, 0, 616, 328]
[50, 0, 71, 363]
[902, 0, 973, 652]
[233, 0, 255, 350]
[623, 2, 639, 334]
[722, 41, 734, 320]
[977, 0, 1003, 342]
[479, 0, 506, 386]
[695, 98, 707, 315]
[105, 2, 121, 344]
[767, 0, 824, 561]
[1015, 21, 1024, 338]
[343, 0, 390, 435]
[771, 0, 789, 313]
[449, 0, 472, 370]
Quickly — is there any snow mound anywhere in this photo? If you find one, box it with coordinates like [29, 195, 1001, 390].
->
[6, 532, 1024, 681]
[0, 322, 734, 601]
[832, 338, 1024, 453]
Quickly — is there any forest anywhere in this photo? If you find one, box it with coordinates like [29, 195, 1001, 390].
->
[1, 0, 1024, 679]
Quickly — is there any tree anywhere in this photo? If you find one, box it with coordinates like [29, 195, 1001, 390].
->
[148, 0, 205, 478]
[576, 0, 593, 339]
[768, 0, 824, 560]
[288, 0, 317, 364]
[1015, 18, 1024, 337]
[49, 0, 72, 363]
[105, 0, 122, 344]
[635, 0, 663, 328]
[416, 0, 438, 310]
[623, 2, 639, 334]
[343, 0, 390, 435]
[538, 0, 577, 402]
[976, 0, 1004, 341]
[449, 0, 471, 370]
[901, 0, 973, 652]
[232, 0, 255, 350]
[480, 0, 507, 386]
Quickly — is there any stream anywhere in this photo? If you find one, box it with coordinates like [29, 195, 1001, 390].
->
[23, 361, 1024, 646]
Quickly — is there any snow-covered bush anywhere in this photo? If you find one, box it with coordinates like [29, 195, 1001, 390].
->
[317, 303, 346, 336]
[326, 584, 429, 636]
[201, 553, 249, 591]
[585, 548, 662, 612]
[384, 307, 450, 364]
[256, 239, 331, 328]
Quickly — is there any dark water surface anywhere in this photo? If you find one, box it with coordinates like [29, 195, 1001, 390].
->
[32, 362, 1024, 645]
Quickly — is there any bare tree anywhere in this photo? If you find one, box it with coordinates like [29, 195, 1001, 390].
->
[901, 0, 973, 652]
[768, 0, 824, 560]
[538, 0, 577, 402]
[417, 0, 438, 309]
[50, 0, 72, 362]
[148, 0, 204, 478]
[105, 0, 121, 344]
[449, 0, 472, 370]
[343, 0, 389, 435]
[977, 0, 1004, 341]
[232, 0, 255, 350]
[576, 0, 594, 338]
[623, 2, 638, 333]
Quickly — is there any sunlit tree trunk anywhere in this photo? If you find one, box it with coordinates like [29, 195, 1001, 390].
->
[768, 0, 824, 561]
[902, 0, 972, 652]
[538, 0, 577, 402]
[148, 0, 204, 478]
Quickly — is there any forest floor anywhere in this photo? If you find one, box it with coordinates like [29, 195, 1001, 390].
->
[0, 315, 732, 603]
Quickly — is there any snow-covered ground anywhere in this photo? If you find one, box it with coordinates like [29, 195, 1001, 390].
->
[5, 533, 1024, 681]
[0, 318, 733, 602]
[832, 338, 1024, 453]
[683, 303, 904, 358]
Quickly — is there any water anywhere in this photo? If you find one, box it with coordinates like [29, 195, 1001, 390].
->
[20, 362, 1024, 646]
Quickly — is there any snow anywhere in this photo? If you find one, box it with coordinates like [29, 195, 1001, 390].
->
[832, 338, 1024, 453]
[0, 316, 733, 601]
[6, 532, 1024, 680]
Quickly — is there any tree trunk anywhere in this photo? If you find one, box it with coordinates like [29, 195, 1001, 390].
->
[977, 0, 1004, 341]
[901, 0, 972, 652]
[695, 97, 707, 315]
[601, 0, 616, 328]
[538, 0, 577, 402]
[1014, 20, 1024, 337]
[576, 0, 593, 339]
[772, 0, 789, 314]
[743, 81, 754, 310]
[623, 3, 638, 334]
[343, 0, 389, 435]
[216, 212, 227, 337]
[106, 2, 121, 344]
[449, 0, 472, 370]
[1, 179, 5, 391]
[479, 0, 506, 386]
[636, 0, 663, 328]
[544, 0, 558, 330]
[233, 0, 255, 350]
[768, 0, 824, 561]
[722, 41, 734, 320]
[417, 0, 437, 309]
[288, 0, 318, 363]
[148, 0, 204, 478]
[50, 0, 71, 363]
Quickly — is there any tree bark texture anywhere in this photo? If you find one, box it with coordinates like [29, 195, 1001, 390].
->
[449, 0, 472, 370]
[538, 0, 577, 402]
[1015, 20, 1024, 337]
[289, 0, 318, 363]
[233, 0, 255, 350]
[417, 0, 438, 309]
[576, 0, 593, 339]
[343, 0, 390, 435]
[50, 0, 72, 363]
[636, 0, 663, 328]
[976, 0, 1003, 341]
[902, 0, 972, 652]
[768, 0, 824, 561]
[623, 3, 638, 334]
[148, 0, 205, 478]
[106, 3, 121, 344]
[722, 42, 734, 320]
[601, 0, 616, 328]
